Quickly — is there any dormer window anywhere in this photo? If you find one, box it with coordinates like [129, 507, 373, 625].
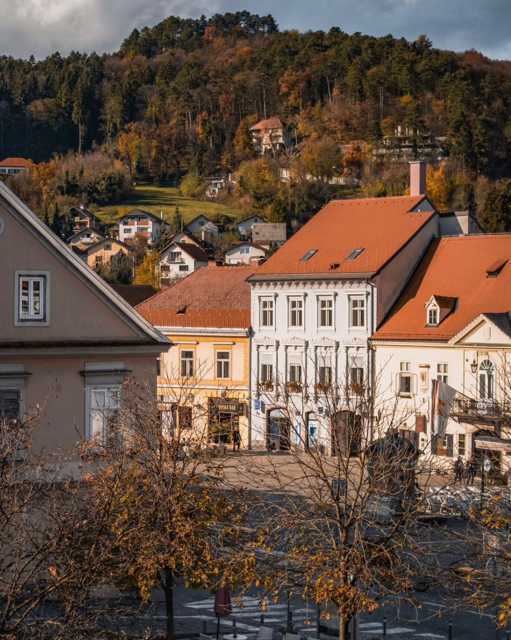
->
[425, 295, 456, 327]
[427, 303, 439, 326]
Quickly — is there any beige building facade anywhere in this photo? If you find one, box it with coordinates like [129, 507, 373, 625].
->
[0, 183, 168, 454]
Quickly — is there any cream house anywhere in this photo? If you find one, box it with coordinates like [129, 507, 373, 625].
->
[0, 183, 168, 455]
[137, 265, 255, 449]
[372, 235, 511, 475]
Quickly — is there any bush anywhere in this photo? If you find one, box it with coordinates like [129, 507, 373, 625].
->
[179, 172, 206, 199]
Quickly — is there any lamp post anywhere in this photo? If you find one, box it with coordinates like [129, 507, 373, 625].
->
[480, 455, 491, 509]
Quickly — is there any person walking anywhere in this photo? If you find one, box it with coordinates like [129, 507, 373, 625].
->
[232, 427, 241, 452]
[467, 458, 477, 486]
[454, 456, 464, 484]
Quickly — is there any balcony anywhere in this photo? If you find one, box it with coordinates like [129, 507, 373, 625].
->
[258, 381, 274, 393]
[451, 397, 511, 425]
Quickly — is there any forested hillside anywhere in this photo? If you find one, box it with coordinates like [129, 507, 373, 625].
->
[1, 11, 510, 176]
[2, 11, 511, 229]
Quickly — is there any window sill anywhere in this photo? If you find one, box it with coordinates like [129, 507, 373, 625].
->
[15, 319, 50, 327]
[398, 392, 413, 398]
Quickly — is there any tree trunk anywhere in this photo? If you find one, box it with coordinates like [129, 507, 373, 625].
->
[339, 608, 350, 640]
[163, 567, 175, 640]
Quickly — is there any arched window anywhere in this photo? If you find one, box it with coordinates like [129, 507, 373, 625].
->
[479, 360, 495, 400]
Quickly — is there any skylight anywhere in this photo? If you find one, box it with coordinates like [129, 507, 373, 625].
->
[301, 249, 318, 262]
[346, 248, 365, 261]
[486, 258, 508, 277]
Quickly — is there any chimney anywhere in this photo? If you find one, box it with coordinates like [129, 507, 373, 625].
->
[410, 160, 427, 196]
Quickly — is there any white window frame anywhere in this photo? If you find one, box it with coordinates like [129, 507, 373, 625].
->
[398, 362, 413, 397]
[288, 363, 302, 384]
[15, 271, 50, 326]
[427, 303, 439, 326]
[288, 297, 304, 329]
[437, 363, 448, 384]
[180, 350, 195, 378]
[318, 296, 334, 329]
[260, 362, 273, 383]
[259, 297, 274, 328]
[216, 350, 231, 379]
[86, 385, 121, 444]
[349, 296, 366, 329]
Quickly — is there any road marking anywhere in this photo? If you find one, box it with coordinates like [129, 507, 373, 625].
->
[414, 634, 445, 638]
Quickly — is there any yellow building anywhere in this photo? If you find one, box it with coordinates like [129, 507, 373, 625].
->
[137, 264, 256, 448]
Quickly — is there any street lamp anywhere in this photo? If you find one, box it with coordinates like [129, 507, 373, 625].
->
[470, 358, 478, 375]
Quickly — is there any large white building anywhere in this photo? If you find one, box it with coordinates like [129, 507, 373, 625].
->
[248, 162, 440, 452]
[372, 234, 511, 474]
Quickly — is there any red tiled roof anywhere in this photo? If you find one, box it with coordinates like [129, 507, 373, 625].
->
[0, 157, 33, 168]
[250, 117, 283, 131]
[136, 264, 255, 329]
[373, 234, 511, 341]
[172, 242, 208, 262]
[251, 196, 434, 279]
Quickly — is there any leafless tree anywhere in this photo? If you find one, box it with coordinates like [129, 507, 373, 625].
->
[238, 366, 458, 640]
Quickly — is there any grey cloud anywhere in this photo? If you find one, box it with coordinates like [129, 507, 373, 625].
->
[0, 0, 510, 60]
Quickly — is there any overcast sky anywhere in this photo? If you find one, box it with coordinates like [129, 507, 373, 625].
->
[1, 0, 510, 60]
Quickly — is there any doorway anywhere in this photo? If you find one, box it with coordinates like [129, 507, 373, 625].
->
[267, 409, 291, 451]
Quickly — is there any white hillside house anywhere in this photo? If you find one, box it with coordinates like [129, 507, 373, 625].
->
[225, 243, 266, 265]
[158, 241, 208, 285]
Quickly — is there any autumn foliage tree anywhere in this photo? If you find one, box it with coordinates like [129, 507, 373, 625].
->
[87, 380, 257, 640]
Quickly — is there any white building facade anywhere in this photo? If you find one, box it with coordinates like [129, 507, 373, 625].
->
[248, 182, 439, 452]
[372, 233, 511, 475]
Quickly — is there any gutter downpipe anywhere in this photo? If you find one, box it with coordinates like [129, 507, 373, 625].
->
[368, 282, 377, 443]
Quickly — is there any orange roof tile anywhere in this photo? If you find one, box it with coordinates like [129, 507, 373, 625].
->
[0, 157, 33, 168]
[251, 196, 434, 279]
[136, 264, 255, 329]
[250, 117, 283, 131]
[374, 234, 511, 341]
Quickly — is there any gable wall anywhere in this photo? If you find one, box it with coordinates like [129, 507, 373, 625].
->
[0, 200, 141, 343]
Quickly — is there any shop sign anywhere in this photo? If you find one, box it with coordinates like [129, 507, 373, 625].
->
[475, 438, 511, 453]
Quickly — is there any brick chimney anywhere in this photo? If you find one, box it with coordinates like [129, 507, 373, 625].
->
[410, 160, 426, 196]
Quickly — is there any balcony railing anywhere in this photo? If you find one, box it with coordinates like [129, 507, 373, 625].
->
[451, 397, 511, 420]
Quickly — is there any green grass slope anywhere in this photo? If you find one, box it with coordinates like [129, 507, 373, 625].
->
[97, 184, 243, 224]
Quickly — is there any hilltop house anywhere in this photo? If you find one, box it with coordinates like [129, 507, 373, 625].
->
[118, 210, 166, 246]
[73, 238, 133, 272]
[69, 206, 104, 234]
[67, 228, 105, 251]
[137, 265, 255, 449]
[0, 182, 167, 454]
[237, 214, 266, 239]
[0, 157, 33, 176]
[248, 161, 440, 452]
[158, 241, 208, 286]
[225, 242, 266, 265]
[185, 215, 219, 244]
[250, 117, 286, 155]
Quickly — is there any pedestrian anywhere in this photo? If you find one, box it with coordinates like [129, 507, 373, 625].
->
[232, 427, 241, 452]
[454, 456, 464, 484]
[467, 458, 477, 486]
